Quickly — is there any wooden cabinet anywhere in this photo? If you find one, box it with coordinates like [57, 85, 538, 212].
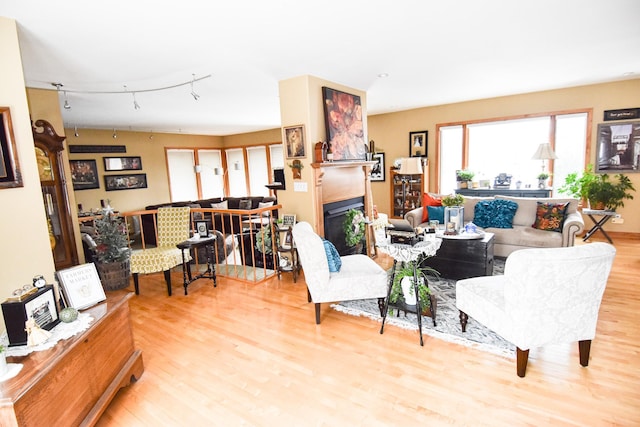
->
[390, 161, 429, 218]
[0, 292, 143, 427]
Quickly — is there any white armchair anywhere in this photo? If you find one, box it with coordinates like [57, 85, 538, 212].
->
[456, 242, 616, 377]
[292, 222, 388, 324]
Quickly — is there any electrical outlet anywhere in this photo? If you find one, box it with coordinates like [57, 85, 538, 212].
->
[611, 217, 624, 224]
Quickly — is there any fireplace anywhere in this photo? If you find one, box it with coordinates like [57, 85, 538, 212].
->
[323, 197, 364, 255]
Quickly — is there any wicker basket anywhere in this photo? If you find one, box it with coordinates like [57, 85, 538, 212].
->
[96, 259, 131, 291]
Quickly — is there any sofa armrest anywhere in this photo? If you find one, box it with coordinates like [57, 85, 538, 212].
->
[562, 211, 585, 247]
[404, 207, 425, 228]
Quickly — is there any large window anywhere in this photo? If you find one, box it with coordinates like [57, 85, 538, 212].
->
[438, 111, 589, 195]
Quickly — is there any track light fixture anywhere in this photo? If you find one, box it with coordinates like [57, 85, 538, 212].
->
[132, 92, 141, 110]
[190, 74, 200, 101]
[74, 126, 79, 137]
[63, 91, 71, 110]
[112, 129, 117, 139]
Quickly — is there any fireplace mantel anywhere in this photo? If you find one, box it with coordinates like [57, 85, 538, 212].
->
[311, 161, 376, 237]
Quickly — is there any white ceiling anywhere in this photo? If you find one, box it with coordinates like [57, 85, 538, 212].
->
[3, 0, 640, 136]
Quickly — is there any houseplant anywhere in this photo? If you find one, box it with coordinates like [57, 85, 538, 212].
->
[559, 165, 635, 210]
[92, 209, 132, 290]
[343, 208, 365, 254]
[389, 264, 437, 316]
[441, 193, 465, 234]
[456, 170, 475, 189]
[537, 172, 550, 188]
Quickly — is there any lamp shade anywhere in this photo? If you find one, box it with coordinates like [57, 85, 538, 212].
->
[398, 157, 423, 175]
[532, 143, 558, 160]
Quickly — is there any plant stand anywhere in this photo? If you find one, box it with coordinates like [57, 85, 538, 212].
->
[582, 209, 616, 244]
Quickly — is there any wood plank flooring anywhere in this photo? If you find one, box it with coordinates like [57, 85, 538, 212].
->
[96, 234, 640, 426]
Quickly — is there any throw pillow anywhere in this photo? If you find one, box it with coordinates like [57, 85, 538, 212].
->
[188, 203, 203, 220]
[421, 193, 443, 222]
[532, 202, 569, 233]
[210, 200, 228, 210]
[322, 238, 342, 272]
[238, 199, 252, 210]
[426, 206, 445, 224]
[473, 199, 518, 228]
[258, 201, 274, 217]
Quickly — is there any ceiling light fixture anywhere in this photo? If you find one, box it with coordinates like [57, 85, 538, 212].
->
[132, 92, 141, 110]
[190, 74, 200, 101]
[74, 126, 79, 137]
[63, 91, 71, 110]
[112, 129, 117, 139]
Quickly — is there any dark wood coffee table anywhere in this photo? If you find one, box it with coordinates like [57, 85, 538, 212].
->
[419, 232, 494, 280]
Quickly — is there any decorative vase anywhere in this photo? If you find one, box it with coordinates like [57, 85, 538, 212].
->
[96, 259, 131, 291]
[538, 178, 546, 189]
[400, 276, 417, 306]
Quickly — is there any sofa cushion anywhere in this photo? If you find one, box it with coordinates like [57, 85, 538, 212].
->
[421, 193, 442, 222]
[462, 196, 495, 223]
[322, 239, 342, 272]
[427, 206, 445, 223]
[532, 202, 569, 233]
[238, 199, 252, 210]
[473, 199, 518, 228]
[495, 196, 578, 227]
[259, 201, 274, 217]
[211, 200, 228, 210]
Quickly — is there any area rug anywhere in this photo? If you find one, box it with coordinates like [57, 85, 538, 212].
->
[332, 259, 515, 358]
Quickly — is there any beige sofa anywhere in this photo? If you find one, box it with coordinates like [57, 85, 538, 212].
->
[405, 195, 585, 258]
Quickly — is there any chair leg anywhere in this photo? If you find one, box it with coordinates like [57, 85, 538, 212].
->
[377, 298, 385, 317]
[516, 348, 529, 377]
[307, 288, 312, 303]
[579, 340, 591, 367]
[315, 303, 321, 324]
[164, 269, 172, 296]
[459, 311, 468, 332]
[133, 273, 140, 295]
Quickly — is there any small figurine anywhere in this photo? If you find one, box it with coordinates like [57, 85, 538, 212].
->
[25, 318, 52, 347]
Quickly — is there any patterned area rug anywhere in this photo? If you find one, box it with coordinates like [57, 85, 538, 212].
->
[332, 259, 515, 358]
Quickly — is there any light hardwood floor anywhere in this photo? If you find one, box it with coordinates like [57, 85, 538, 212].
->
[97, 234, 640, 426]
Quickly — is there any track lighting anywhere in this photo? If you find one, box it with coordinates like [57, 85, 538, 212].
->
[112, 129, 117, 139]
[190, 74, 200, 101]
[74, 126, 79, 137]
[132, 92, 141, 110]
[63, 91, 71, 110]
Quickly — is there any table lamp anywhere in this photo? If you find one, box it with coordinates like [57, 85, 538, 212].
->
[532, 143, 558, 173]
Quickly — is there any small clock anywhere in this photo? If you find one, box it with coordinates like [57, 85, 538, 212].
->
[33, 275, 46, 288]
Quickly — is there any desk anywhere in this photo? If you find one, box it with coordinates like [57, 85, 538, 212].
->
[177, 235, 217, 295]
[582, 209, 616, 244]
[377, 237, 442, 346]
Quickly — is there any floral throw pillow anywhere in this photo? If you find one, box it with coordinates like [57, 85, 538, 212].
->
[532, 202, 569, 233]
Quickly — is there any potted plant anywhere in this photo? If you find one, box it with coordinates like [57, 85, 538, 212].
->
[537, 172, 550, 188]
[343, 208, 365, 254]
[441, 193, 464, 207]
[389, 264, 437, 316]
[559, 164, 635, 210]
[456, 170, 475, 189]
[92, 209, 132, 291]
[441, 193, 465, 234]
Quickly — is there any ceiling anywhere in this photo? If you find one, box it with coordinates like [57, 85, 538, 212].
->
[3, 0, 640, 136]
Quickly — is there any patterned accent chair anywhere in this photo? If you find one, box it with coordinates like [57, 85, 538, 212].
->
[130, 207, 191, 296]
[456, 242, 616, 377]
[292, 221, 388, 324]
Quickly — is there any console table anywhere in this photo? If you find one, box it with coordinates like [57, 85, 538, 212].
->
[0, 292, 143, 426]
[456, 188, 551, 198]
[177, 235, 218, 295]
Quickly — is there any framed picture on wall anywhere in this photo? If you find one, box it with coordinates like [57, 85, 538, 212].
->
[69, 159, 99, 190]
[321, 87, 367, 161]
[283, 125, 306, 159]
[409, 131, 428, 157]
[371, 153, 385, 182]
[596, 121, 640, 172]
[104, 173, 148, 191]
[0, 107, 23, 189]
[103, 156, 143, 171]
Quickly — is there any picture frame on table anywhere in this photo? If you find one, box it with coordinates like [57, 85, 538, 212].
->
[104, 173, 148, 191]
[1, 285, 60, 346]
[409, 131, 428, 157]
[595, 121, 640, 173]
[196, 221, 209, 237]
[282, 214, 296, 228]
[69, 159, 100, 190]
[321, 86, 367, 161]
[371, 153, 385, 182]
[283, 125, 306, 159]
[56, 263, 106, 310]
[103, 156, 143, 171]
[0, 107, 23, 189]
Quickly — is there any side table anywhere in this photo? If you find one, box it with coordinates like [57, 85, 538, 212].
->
[176, 235, 217, 295]
[377, 237, 442, 346]
[275, 225, 300, 282]
[582, 209, 616, 244]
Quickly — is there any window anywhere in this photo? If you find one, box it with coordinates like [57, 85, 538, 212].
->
[167, 149, 198, 202]
[247, 146, 269, 197]
[438, 111, 589, 195]
[198, 149, 223, 199]
[225, 148, 247, 197]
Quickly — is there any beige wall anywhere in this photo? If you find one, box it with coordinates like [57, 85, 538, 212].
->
[0, 18, 57, 331]
[368, 78, 640, 234]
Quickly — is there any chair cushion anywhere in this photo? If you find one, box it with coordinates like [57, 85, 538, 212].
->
[322, 239, 342, 272]
[259, 201, 274, 217]
[473, 199, 518, 228]
[421, 193, 443, 222]
[211, 200, 228, 210]
[532, 202, 569, 233]
[427, 206, 445, 224]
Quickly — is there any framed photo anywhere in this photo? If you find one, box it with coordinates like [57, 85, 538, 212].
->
[282, 214, 296, 228]
[103, 156, 142, 171]
[596, 121, 640, 172]
[409, 131, 428, 157]
[104, 173, 148, 191]
[196, 221, 208, 237]
[322, 87, 366, 161]
[1, 285, 60, 346]
[56, 263, 106, 310]
[283, 125, 306, 159]
[0, 107, 23, 189]
[70, 159, 99, 190]
[371, 152, 385, 182]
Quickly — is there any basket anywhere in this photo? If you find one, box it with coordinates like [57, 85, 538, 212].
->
[96, 259, 131, 291]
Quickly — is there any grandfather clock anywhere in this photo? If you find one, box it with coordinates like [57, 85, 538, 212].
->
[32, 119, 78, 269]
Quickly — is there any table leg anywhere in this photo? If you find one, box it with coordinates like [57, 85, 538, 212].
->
[583, 214, 614, 244]
[412, 263, 424, 346]
[181, 249, 189, 295]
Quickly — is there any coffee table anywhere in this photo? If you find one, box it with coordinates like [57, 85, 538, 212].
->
[419, 232, 494, 280]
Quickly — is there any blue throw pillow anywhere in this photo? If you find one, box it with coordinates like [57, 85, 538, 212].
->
[473, 200, 518, 228]
[322, 238, 342, 272]
[426, 206, 445, 224]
